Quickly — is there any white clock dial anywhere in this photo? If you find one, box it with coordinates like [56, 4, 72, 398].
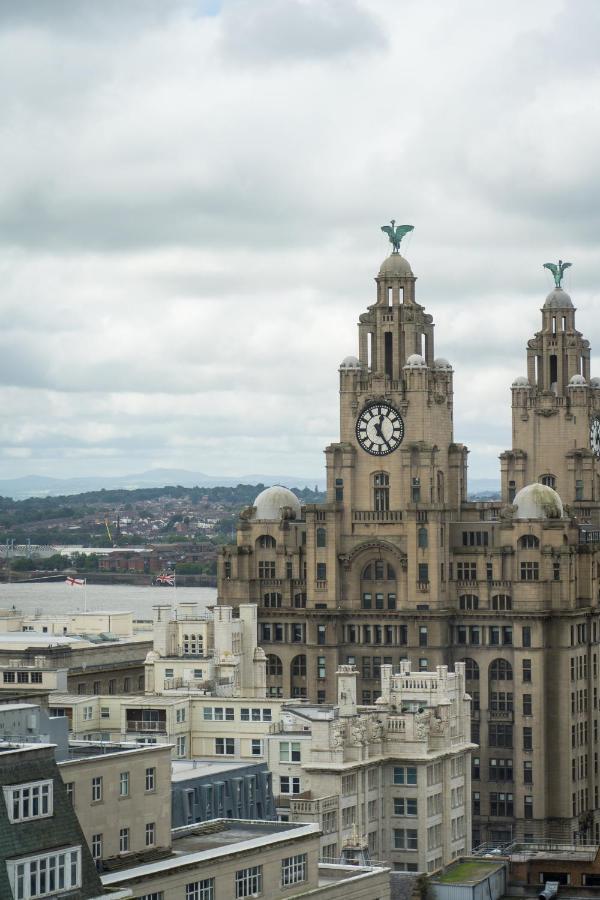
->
[356, 402, 404, 456]
[591, 416, 600, 459]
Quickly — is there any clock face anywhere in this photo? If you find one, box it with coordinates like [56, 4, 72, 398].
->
[356, 402, 404, 456]
[591, 416, 600, 459]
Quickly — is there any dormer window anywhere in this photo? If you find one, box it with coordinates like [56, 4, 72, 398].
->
[4, 780, 53, 824]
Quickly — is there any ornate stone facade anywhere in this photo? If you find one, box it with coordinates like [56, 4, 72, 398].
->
[218, 242, 600, 845]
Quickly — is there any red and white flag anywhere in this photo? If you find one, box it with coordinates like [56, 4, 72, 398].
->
[65, 576, 86, 587]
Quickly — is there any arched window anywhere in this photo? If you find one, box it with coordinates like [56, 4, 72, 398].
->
[373, 473, 390, 512]
[459, 595, 479, 610]
[418, 527, 428, 549]
[492, 595, 512, 611]
[490, 659, 513, 681]
[266, 654, 282, 676]
[263, 592, 282, 608]
[519, 534, 539, 549]
[540, 474, 556, 489]
[462, 658, 479, 681]
[316, 527, 327, 548]
[291, 655, 307, 677]
[257, 535, 277, 548]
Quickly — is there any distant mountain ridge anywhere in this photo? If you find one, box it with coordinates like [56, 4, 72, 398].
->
[0, 469, 327, 500]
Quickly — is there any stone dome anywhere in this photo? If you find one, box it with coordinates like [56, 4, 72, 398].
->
[569, 374, 587, 386]
[513, 483, 563, 520]
[405, 353, 426, 368]
[253, 485, 301, 521]
[591, 377, 600, 388]
[512, 376, 530, 387]
[379, 253, 413, 278]
[544, 287, 573, 309]
[434, 357, 452, 370]
[340, 355, 361, 369]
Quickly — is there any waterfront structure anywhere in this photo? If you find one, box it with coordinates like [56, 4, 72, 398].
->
[271, 662, 472, 872]
[0, 741, 106, 899]
[100, 819, 391, 899]
[218, 234, 600, 845]
[171, 758, 275, 826]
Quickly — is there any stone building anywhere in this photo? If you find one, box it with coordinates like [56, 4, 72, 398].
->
[218, 234, 600, 845]
[272, 662, 473, 872]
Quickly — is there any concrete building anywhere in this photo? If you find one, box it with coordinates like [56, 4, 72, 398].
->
[0, 626, 152, 696]
[59, 741, 172, 870]
[218, 236, 600, 845]
[270, 662, 473, 872]
[171, 758, 275, 826]
[144, 602, 267, 698]
[100, 819, 391, 899]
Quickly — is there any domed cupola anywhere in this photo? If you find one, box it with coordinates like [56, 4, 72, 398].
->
[513, 483, 563, 519]
[544, 287, 573, 310]
[375, 220, 416, 305]
[252, 486, 302, 521]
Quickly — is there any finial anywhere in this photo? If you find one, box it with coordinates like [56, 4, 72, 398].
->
[381, 221, 414, 254]
[543, 259, 572, 288]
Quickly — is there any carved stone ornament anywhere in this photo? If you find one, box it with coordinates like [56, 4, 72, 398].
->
[535, 408, 558, 417]
[429, 716, 447, 736]
[414, 711, 429, 740]
[350, 718, 368, 746]
[331, 720, 346, 749]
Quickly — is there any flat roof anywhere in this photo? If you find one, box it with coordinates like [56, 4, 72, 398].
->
[0, 633, 88, 646]
[0, 703, 38, 712]
[102, 820, 319, 886]
[60, 741, 172, 764]
[433, 860, 506, 885]
[171, 759, 260, 781]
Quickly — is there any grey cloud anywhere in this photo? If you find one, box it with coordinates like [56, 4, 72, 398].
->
[218, 0, 385, 63]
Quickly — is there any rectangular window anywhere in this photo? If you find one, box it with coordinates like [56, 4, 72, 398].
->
[119, 827, 130, 852]
[251, 739, 262, 756]
[523, 659, 532, 683]
[236, 866, 262, 898]
[317, 625, 326, 645]
[119, 772, 129, 797]
[523, 726, 533, 750]
[394, 797, 418, 816]
[394, 828, 418, 850]
[216, 737, 235, 755]
[145, 767, 156, 791]
[281, 853, 307, 886]
[3, 780, 53, 824]
[419, 626, 428, 647]
[523, 694, 532, 716]
[186, 881, 214, 900]
[7, 847, 82, 899]
[520, 561, 539, 580]
[456, 562, 477, 581]
[92, 833, 102, 863]
[393, 766, 417, 785]
[318, 656, 326, 679]
[92, 776, 103, 802]
[279, 741, 301, 763]
[522, 626, 531, 647]
[316, 562, 327, 580]
[418, 563, 429, 584]
[145, 822, 156, 847]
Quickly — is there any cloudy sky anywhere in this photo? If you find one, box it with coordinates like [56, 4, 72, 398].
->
[1, 0, 599, 485]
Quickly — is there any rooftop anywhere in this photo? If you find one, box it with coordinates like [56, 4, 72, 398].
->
[171, 758, 261, 781]
[60, 740, 171, 763]
[102, 820, 319, 886]
[433, 859, 506, 884]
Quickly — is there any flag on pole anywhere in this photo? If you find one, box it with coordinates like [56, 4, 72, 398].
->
[66, 576, 86, 586]
[154, 572, 175, 586]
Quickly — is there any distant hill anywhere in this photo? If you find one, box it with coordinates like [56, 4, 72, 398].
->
[0, 469, 326, 501]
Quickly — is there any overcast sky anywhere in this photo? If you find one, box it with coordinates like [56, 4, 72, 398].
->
[1, 0, 599, 485]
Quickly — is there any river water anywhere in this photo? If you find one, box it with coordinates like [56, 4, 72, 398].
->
[0, 582, 218, 620]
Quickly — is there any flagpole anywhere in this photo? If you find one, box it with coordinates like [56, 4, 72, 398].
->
[84, 578, 87, 613]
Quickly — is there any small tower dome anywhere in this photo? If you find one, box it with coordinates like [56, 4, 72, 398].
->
[544, 287, 573, 309]
[513, 483, 563, 519]
[339, 355, 361, 369]
[569, 374, 587, 386]
[379, 253, 413, 278]
[253, 485, 301, 521]
[512, 376, 530, 387]
[591, 377, 600, 388]
[434, 357, 452, 370]
[405, 353, 426, 368]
